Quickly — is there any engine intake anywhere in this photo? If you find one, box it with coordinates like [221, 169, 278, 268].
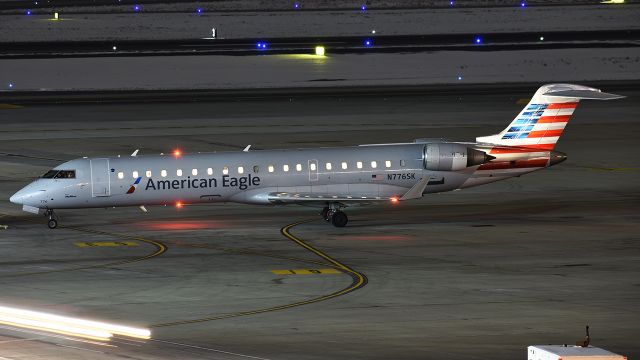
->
[424, 143, 494, 171]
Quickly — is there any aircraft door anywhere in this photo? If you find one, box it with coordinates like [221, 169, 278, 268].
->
[90, 158, 111, 197]
[308, 159, 318, 182]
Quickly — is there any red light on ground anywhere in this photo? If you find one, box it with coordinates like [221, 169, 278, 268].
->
[390, 197, 399, 203]
[173, 149, 182, 157]
[176, 202, 183, 208]
[139, 220, 226, 231]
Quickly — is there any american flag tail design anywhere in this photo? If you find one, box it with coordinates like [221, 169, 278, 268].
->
[476, 84, 624, 151]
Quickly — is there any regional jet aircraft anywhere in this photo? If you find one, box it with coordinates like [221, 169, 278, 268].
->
[10, 84, 623, 228]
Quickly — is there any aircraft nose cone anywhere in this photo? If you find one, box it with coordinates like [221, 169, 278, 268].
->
[10, 190, 25, 205]
[9, 184, 42, 206]
[549, 151, 568, 166]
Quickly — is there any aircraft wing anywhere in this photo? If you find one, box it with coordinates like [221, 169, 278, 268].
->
[266, 176, 431, 205]
[267, 192, 393, 205]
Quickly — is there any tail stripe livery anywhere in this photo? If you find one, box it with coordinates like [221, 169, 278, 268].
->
[499, 101, 577, 144]
[477, 84, 623, 151]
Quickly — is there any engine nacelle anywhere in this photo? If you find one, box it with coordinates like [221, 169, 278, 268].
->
[423, 143, 494, 171]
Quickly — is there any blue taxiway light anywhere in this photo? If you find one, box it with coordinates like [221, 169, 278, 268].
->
[294, 2, 299, 9]
[8, 83, 14, 88]
[364, 39, 373, 47]
[26, 9, 31, 15]
[196, 8, 202, 13]
[475, 36, 483, 44]
[360, 4, 366, 11]
[457, 76, 463, 81]
[449, 1, 454, 6]
[256, 42, 268, 50]
[133, 4, 140, 12]
[520, 1, 527, 7]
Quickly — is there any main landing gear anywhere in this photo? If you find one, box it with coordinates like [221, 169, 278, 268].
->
[321, 205, 348, 228]
[45, 209, 58, 229]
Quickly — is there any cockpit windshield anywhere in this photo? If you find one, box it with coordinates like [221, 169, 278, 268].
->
[42, 170, 58, 178]
[41, 170, 76, 179]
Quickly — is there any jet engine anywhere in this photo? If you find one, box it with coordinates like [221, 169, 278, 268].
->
[423, 143, 494, 171]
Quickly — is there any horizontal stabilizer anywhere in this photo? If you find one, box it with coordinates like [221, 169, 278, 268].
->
[543, 89, 625, 100]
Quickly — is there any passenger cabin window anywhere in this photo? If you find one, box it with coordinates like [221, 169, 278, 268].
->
[268, 165, 274, 173]
[146, 170, 152, 177]
[161, 170, 167, 177]
[253, 165, 259, 173]
[296, 164, 302, 172]
[44, 170, 76, 179]
[341, 162, 348, 170]
[207, 168, 213, 175]
[133, 171, 139, 178]
[371, 161, 377, 169]
[356, 161, 363, 169]
[177, 169, 183, 177]
[385, 160, 391, 168]
[117, 171, 124, 179]
[238, 166, 244, 174]
[283, 164, 290, 172]
[310, 163, 317, 171]
[223, 166, 229, 175]
[192, 169, 198, 176]
[325, 162, 332, 170]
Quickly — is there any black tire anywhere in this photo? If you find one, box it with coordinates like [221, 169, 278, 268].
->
[47, 219, 58, 229]
[331, 211, 348, 227]
[321, 207, 330, 222]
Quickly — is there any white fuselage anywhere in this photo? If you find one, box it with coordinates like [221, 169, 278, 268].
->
[10, 142, 555, 210]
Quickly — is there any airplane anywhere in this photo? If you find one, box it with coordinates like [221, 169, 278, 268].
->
[10, 84, 623, 229]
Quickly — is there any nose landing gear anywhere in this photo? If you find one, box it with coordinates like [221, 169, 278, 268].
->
[320, 204, 348, 228]
[45, 209, 58, 229]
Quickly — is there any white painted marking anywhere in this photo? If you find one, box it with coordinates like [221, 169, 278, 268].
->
[152, 339, 273, 360]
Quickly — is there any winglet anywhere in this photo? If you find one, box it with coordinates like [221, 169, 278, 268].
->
[131, 149, 139, 157]
[243, 145, 251, 152]
[400, 176, 430, 201]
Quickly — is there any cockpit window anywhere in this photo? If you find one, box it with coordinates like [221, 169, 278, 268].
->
[43, 170, 75, 178]
[54, 170, 76, 179]
[42, 170, 59, 178]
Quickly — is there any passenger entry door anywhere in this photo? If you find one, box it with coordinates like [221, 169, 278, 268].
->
[90, 158, 111, 197]
[308, 159, 318, 182]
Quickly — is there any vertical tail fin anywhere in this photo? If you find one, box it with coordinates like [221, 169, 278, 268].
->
[476, 84, 624, 150]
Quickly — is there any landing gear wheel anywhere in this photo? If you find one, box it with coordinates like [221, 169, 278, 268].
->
[330, 211, 348, 228]
[47, 219, 58, 229]
[321, 207, 331, 222]
[45, 209, 58, 229]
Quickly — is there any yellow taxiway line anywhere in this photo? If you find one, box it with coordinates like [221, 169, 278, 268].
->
[152, 219, 367, 327]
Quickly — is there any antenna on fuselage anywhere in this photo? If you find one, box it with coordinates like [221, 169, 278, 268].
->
[243, 145, 251, 152]
[131, 149, 139, 157]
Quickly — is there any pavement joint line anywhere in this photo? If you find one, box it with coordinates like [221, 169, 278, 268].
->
[150, 219, 367, 328]
[271, 268, 341, 275]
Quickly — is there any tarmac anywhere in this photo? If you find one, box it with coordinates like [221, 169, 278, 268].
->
[0, 85, 638, 359]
